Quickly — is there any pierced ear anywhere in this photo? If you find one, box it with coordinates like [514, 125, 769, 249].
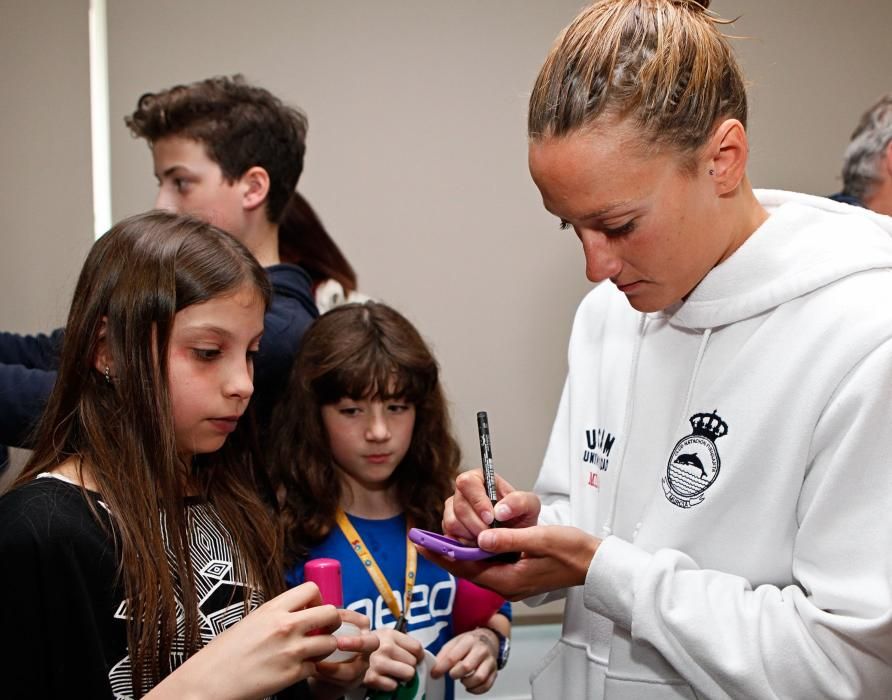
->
[241, 166, 271, 213]
[706, 119, 748, 195]
[92, 317, 113, 382]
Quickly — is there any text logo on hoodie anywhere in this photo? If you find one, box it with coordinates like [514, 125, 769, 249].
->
[662, 410, 728, 508]
[583, 428, 615, 489]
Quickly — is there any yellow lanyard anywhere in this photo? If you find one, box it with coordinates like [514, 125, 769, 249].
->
[335, 508, 416, 626]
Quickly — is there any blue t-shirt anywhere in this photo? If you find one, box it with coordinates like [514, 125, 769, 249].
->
[286, 513, 510, 699]
[287, 513, 456, 654]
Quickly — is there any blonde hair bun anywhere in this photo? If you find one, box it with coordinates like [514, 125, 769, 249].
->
[529, 0, 745, 152]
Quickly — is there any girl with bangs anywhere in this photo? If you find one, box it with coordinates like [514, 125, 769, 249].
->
[273, 302, 510, 698]
[0, 211, 376, 700]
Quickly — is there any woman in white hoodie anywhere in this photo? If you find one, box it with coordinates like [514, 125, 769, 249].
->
[428, 1, 892, 698]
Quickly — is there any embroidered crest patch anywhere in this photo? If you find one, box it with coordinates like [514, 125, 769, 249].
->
[662, 410, 728, 508]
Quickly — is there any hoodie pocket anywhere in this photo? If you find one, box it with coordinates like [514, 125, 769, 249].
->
[530, 638, 700, 699]
[602, 675, 699, 699]
[530, 638, 607, 698]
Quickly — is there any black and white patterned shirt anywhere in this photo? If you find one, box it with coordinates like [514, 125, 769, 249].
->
[0, 474, 308, 699]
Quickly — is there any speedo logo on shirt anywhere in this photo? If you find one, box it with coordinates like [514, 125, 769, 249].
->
[583, 427, 615, 488]
[346, 580, 455, 631]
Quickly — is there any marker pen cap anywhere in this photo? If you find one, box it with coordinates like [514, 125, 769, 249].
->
[305, 558, 359, 662]
[304, 558, 343, 608]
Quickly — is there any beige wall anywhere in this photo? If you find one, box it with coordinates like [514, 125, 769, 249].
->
[106, 0, 892, 495]
[0, 0, 94, 487]
[2, 0, 892, 616]
[714, 0, 892, 194]
[107, 0, 594, 504]
[0, 0, 93, 333]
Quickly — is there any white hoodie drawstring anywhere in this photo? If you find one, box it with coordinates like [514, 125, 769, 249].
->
[601, 313, 648, 536]
[679, 327, 712, 428]
[601, 324, 713, 538]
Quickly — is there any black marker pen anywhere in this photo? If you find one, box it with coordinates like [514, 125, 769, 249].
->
[476, 411, 521, 562]
[477, 411, 499, 512]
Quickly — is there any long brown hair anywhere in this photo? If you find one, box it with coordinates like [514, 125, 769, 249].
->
[278, 190, 357, 293]
[529, 0, 746, 161]
[16, 211, 283, 695]
[272, 302, 460, 565]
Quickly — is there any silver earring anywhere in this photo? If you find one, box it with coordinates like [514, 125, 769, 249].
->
[104, 365, 111, 384]
[709, 168, 715, 176]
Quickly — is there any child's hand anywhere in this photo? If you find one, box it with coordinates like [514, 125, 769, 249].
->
[312, 609, 379, 696]
[362, 627, 425, 692]
[431, 628, 499, 694]
[145, 582, 342, 700]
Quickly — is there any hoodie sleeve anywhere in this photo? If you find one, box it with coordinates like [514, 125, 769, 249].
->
[0, 329, 64, 369]
[0, 364, 55, 447]
[0, 330, 61, 447]
[583, 338, 892, 699]
[252, 264, 319, 426]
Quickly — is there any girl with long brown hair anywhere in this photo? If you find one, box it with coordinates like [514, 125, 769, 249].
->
[0, 211, 376, 699]
[273, 301, 510, 698]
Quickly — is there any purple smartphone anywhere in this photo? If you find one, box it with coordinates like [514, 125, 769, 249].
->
[408, 528, 496, 561]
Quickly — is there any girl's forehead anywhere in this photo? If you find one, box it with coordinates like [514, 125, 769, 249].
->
[349, 377, 406, 399]
[327, 368, 413, 401]
[183, 282, 264, 312]
[172, 283, 265, 336]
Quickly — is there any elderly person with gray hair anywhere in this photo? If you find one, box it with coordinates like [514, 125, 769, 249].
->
[830, 94, 892, 215]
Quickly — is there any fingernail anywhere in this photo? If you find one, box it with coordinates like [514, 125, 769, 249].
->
[481, 510, 494, 525]
[478, 531, 495, 549]
[494, 504, 511, 521]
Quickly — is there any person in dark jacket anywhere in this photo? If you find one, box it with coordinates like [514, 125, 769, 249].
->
[1, 75, 360, 449]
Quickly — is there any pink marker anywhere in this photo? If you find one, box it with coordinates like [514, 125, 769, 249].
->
[305, 558, 344, 607]
[304, 558, 359, 662]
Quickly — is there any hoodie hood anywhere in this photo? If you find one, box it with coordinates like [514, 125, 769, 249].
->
[669, 189, 892, 330]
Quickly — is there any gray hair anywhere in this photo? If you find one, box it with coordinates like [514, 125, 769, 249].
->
[842, 94, 892, 201]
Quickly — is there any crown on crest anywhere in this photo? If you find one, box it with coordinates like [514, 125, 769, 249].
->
[689, 410, 728, 441]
